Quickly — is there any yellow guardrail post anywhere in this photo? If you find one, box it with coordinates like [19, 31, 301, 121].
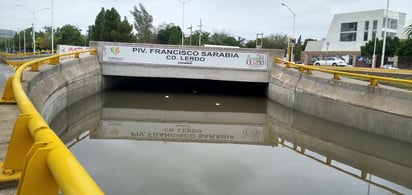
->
[275, 57, 281, 64]
[0, 77, 16, 103]
[285, 62, 291, 68]
[298, 66, 304, 73]
[306, 68, 312, 75]
[30, 62, 40, 71]
[370, 78, 378, 86]
[16, 142, 58, 195]
[50, 56, 60, 65]
[333, 73, 340, 80]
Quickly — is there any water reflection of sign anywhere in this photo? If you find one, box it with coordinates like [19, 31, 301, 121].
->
[101, 45, 268, 70]
[97, 120, 265, 143]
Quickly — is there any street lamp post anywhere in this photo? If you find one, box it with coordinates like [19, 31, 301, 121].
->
[23, 29, 26, 54]
[380, 0, 390, 67]
[198, 18, 203, 46]
[326, 42, 330, 58]
[16, 4, 50, 54]
[281, 2, 296, 62]
[13, 16, 28, 54]
[18, 30, 21, 53]
[178, 0, 192, 46]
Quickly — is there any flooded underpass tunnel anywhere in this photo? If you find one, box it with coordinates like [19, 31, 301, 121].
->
[49, 76, 412, 195]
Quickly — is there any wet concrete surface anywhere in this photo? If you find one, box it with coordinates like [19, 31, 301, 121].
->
[0, 63, 18, 194]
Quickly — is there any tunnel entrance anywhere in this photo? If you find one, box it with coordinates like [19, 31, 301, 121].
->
[104, 76, 268, 97]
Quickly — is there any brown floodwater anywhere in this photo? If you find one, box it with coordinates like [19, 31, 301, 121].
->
[51, 87, 412, 195]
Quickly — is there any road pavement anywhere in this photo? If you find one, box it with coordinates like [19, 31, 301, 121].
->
[0, 63, 14, 93]
[0, 62, 18, 194]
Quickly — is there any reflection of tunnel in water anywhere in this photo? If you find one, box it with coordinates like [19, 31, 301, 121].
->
[50, 86, 412, 195]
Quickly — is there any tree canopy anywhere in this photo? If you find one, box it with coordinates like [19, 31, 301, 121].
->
[157, 24, 182, 45]
[55, 24, 85, 46]
[208, 32, 240, 46]
[396, 39, 412, 57]
[405, 23, 412, 39]
[361, 37, 400, 57]
[131, 3, 154, 43]
[90, 7, 135, 42]
[245, 33, 288, 49]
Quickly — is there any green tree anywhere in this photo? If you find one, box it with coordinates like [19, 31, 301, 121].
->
[91, 8, 106, 41]
[208, 32, 239, 46]
[245, 33, 288, 49]
[405, 23, 412, 39]
[361, 37, 401, 65]
[38, 26, 52, 50]
[396, 39, 412, 57]
[55, 24, 85, 46]
[131, 3, 154, 43]
[12, 28, 35, 52]
[189, 31, 210, 46]
[361, 37, 400, 57]
[244, 40, 256, 48]
[263, 33, 288, 49]
[12, 31, 22, 52]
[90, 7, 136, 42]
[115, 17, 136, 42]
[101, 8, 121, 41]
[157, 24, 182, 45]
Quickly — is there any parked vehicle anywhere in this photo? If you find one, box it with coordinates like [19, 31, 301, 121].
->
[313, 57, 348, 66]
[294, 61, 304, 65]
[380, 64, 399, 69]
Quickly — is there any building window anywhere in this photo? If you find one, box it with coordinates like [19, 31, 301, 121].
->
[372, 31, 376, 40]
[389, 18, 398, 29]
[383, 18, 398, 29]
[340, 22, 357, 42]
[363, 21, 369, 41]
[373, 20, 378, 30]
[364, 21, 369, 30]
[341, 22, 358, 32]
[372, 20, 378, 40]
[340, 33, 357, 41]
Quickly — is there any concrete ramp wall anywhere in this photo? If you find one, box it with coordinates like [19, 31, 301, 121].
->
[23, 56, 102, 123]
[268, 64, 412, 143]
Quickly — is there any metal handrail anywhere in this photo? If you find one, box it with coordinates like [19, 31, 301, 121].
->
[275, 57, 412, 86]
[0, 49, 103, 194]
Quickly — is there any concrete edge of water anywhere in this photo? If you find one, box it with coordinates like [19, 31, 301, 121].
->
[268, 64, 412, 144]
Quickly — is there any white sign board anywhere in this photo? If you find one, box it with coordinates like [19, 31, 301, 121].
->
[102, 45, 268, 70]
[97, 120, 265, 144]
[57, 45, 90, 60]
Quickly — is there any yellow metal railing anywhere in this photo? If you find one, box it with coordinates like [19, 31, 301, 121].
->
[0, 49, 103, 194]
[0, 51, 57, 67]
[275, 57, 412, 87]
[0, 50, 56, 57]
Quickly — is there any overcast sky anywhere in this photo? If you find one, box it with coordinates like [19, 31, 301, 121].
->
[1, 0, 411, 40]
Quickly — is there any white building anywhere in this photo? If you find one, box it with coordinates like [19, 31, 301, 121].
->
[306, 9, 407, 52]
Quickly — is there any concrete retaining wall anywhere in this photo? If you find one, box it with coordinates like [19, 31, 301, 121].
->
[23, 56, 102, 123]
[268, 64, 412, 143]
